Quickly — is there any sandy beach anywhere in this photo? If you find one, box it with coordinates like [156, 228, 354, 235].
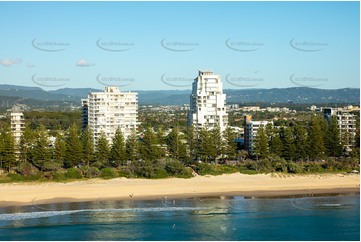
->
[0, 173, 359, 206]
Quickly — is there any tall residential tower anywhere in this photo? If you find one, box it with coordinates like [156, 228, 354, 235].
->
[188, 71, 228, 132]
[86, 86, 138, 143]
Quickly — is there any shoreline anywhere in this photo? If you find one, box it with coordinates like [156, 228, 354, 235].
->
[0, 173, 359, 207]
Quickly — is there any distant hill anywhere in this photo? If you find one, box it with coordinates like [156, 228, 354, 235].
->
[0, 85, 359, 110]
[49, 88, 102, 98]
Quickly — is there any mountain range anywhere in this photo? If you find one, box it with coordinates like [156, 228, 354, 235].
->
[0, 84, 359, 111]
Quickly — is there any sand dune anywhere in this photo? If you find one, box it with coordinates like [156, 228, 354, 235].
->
[0, 173, 359, 206]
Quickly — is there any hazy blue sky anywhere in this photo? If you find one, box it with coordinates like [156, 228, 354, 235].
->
[0, 1, 359, 91]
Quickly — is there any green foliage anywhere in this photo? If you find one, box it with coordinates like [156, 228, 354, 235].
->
[166, 126, 187, 161]
[110, 128, 126, 167]
[65, 168, 83, 179]
[307, 116, 326, 160]
[164, 160, 188, 176]
[16, 162, 38, 177]
[42, 161, 62, 172]
[100, 167, 117, 179]
[126, 131, 139, 161]
[53, 132, 66, 164]
[95, 131, 110, 166]
[325, 116, 343, 157]
[287, 161, 304, 174]
[80, 166, 100, 178]
[140, 127, 162, 161]
[31, 125, 51, 170]
[81, 126, 94, 166]
[0, 128, 16, 171]
[65, 123, 83, 168]
[223, 127, 237, 160]
[253, 126, 269, 159]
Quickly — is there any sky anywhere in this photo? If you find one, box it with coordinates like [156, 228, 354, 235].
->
[0, 1, 359, 91]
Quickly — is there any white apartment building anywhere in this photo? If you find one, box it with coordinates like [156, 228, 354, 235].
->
[10, 108, 25, 145]
[188, 71, 228, 132]
[243, 115, 271, 153]
[87, 86, 138, 144]
[323, 108, 357, 148]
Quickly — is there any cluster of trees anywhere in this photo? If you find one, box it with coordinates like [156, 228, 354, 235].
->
[252, 115, 359, 161]
[0, 112, 359, 181]
[0, 124, 238, 174]
[248, 115, 360, 173]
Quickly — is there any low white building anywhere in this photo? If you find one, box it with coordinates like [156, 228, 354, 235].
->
[243, 115, 271, 153]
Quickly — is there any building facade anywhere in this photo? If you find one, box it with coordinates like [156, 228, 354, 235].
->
[86, 86, 138, 144]
[243, 115, 270, 153]
[323, 108, 357, 148]
[10, 108, 25, 145]
[81, 98, 88, 131]
[188, 71, 228, 132]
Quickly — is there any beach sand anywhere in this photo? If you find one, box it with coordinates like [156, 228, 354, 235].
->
[0, 173, 359, 206]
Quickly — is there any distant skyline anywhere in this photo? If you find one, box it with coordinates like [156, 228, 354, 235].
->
[0, 1, 359, 91]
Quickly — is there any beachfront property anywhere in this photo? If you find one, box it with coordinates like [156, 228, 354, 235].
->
[243, 115, 271, 153]
[323, 107, 357, 148]
[81, 98, 89, 131]
[187, 70, 228, 132]
[10, 106, 25, 145]
[84, 86, 138, 144]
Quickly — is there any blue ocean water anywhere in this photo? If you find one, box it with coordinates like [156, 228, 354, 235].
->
[0, 194, 359, 241]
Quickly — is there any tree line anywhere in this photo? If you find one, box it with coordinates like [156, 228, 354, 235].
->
[0, 113, 359, 180]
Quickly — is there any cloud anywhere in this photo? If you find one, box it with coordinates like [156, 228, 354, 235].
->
[0, 58, 22, 67]
[76, 58, 94, 67]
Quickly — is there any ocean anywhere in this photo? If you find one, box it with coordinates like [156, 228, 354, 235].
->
[0, 194, 359, 241]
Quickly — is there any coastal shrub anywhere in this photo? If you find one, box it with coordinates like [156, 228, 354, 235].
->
[52, 171, 66, 181]
[238, 165, 258, 175]
[65, 168, 83, 179]
[17, 162, 39, 177]
[175, 167, 193, 178]
[42, 161, 62, 172]
[129, 160, 157, 178]
[81, 166, 100, 178]
[287, 162, 304, 174]
[194, 163, 214, 175]
[165, 160, 187, 176]
[100, 167, 117, 179]
[154, 169, 169, 179]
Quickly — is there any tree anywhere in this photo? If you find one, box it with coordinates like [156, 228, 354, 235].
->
[253, 126, 269, 159]
[95, 131, 110, 166]
[293, 123, 308, 161]
[307, 116, 326, 160]
[196, 127, 212, 162]
[140, 127, 162, 160]
[110, 127, 126, 167]
[31, 125, 52, 170]
[280, 126, 296, 161]
[185, 126, 197, 160]
[223, 127, 237, 160]
[81, 126, 94, 167]
[65, 123, 83, 168]
[18, 126, 35, 164]
[166, 126, 187, 161]
[126, 131, 139, 161]
[325, 116, 342, 157]
[0, 129, 16, 172]
[53, 132, 66, 165]
[269, 128, 283, 157]
[210, 127, 223, 162]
